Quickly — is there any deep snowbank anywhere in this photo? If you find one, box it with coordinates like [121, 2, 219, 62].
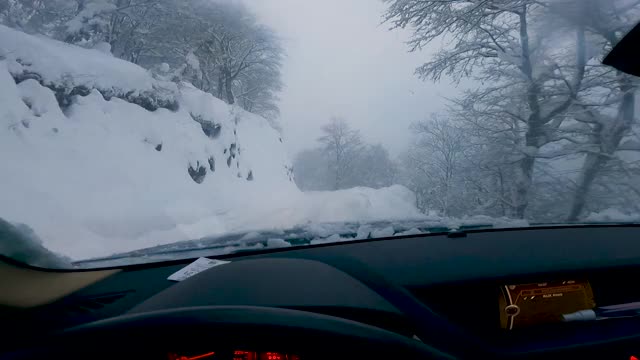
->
[0, 25, 423, 260]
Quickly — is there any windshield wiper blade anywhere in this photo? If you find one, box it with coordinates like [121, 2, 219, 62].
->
[0, 217, 71, 268]
[72, 221, 500, 267]
[75, 222, 640, 267]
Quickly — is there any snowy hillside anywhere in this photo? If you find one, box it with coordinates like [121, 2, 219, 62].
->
[0, 25, 423, 260]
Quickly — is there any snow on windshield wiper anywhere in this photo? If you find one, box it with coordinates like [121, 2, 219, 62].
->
[72, 220, 508, 268]
[0, 217, 71, 268]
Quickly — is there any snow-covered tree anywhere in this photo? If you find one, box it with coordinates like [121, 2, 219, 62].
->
[1, 0, 166, 59]
[385, 0, 589, 218]
[294, 120, 396, 191]
[294, 143, 397, 192]
[351, 144, 397, 189]
[400, 115, 474, 216]
[236, 55, 283, 121]
[386, 0, 640, 220]
[0, 0, 44, 30]
[139, 0, 284, 111]
[318, 118, 364, 190]
[546, 0, 640, 220]
[1, 0, 285, 121]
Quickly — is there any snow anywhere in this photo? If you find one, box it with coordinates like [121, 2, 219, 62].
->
[65, 1, 117, 35]
[0, 25, 162, 96]
[355, 224, 374, 239]
[585, 209, 640, 223]
[371, 226, 395, 238]
[266, 238, 292, 248]
[186, 51, 200, 71]
[0, 26, 425, 262]
[395, 228, 423, 236]
[310, 234, 349, 245]
[230, 185, 424, 231]
[93, 42, 112, 55]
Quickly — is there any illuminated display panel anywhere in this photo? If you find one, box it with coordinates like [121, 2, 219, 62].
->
[499, 280, 595, 330]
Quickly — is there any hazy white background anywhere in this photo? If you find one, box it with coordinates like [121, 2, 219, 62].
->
[249, 0, 462, 156]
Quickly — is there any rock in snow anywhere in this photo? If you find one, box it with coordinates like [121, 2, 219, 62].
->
[0, 25, 423, 261]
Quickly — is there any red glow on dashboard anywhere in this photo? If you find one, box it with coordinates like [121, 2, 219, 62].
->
[630, 356, 638, 360]
[263, 353, 283, 360]
[234, 350, 256, 360]
[169, 350, 298, 360]
[168, 352, 215, 360]
[188, 352, 216, 360]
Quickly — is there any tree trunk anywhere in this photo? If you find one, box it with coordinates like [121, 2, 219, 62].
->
[568, 77, 635, 221]
[334, 147, 343, 190]
[498, 170, 506, 217]
[217, 75, 224, 100]
[513, 155, 535, 218]
[334, 162, 341, 190]
[224, 70, 235, 105]
[567, 153, 607, 221]
[512, 8, 542, 219]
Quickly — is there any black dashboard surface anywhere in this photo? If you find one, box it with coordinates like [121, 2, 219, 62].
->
[245, 225, 640, 287]
[5, 225, 640, 359]
[128, 258, 402, 314]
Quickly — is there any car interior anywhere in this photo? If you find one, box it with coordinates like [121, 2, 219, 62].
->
[3, 224, 640, 360]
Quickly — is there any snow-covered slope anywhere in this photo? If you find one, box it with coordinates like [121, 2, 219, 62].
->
[0, 25, 423, 260]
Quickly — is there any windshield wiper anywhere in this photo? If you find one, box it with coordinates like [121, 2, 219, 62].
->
[0, 217, 71, 268]
[71, 221, 640, 268]
[71, 221, 499, 268]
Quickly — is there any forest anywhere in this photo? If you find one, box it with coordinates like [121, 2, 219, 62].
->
[295, 0, 640, 222]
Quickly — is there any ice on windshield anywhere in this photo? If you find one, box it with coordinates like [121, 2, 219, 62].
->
[0, 0, 639, 266]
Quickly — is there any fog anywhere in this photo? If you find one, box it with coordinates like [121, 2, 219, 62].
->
[249, 0, 460, 156]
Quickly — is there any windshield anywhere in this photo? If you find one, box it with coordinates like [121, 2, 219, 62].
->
[1, 0, 639, 268]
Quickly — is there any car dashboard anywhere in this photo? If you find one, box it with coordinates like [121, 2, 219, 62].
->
[2, 225, 640, 360]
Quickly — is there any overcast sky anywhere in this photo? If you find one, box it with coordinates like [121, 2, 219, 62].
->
[247, 0, 462, 157]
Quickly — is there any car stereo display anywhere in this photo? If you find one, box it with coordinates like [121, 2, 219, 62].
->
[499, 280, 595, 330]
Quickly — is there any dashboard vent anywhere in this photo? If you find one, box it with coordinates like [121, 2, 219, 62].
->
[53, 290, 135, 315]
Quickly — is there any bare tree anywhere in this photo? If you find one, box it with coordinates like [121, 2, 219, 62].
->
[194, 5, 282, 106]
[294, 142, 396, 191]
[549, 0, 640, 220]
[0, 0, 45, 30]
[318, 118, 364, 190]
[352, 144, 397, 189]
[236, 60, 283, 121]
[2, 0, 284, 118]
[158, 1, 284, 111]
[403, 115, 472, 216]
[384, 0, 590, 218]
